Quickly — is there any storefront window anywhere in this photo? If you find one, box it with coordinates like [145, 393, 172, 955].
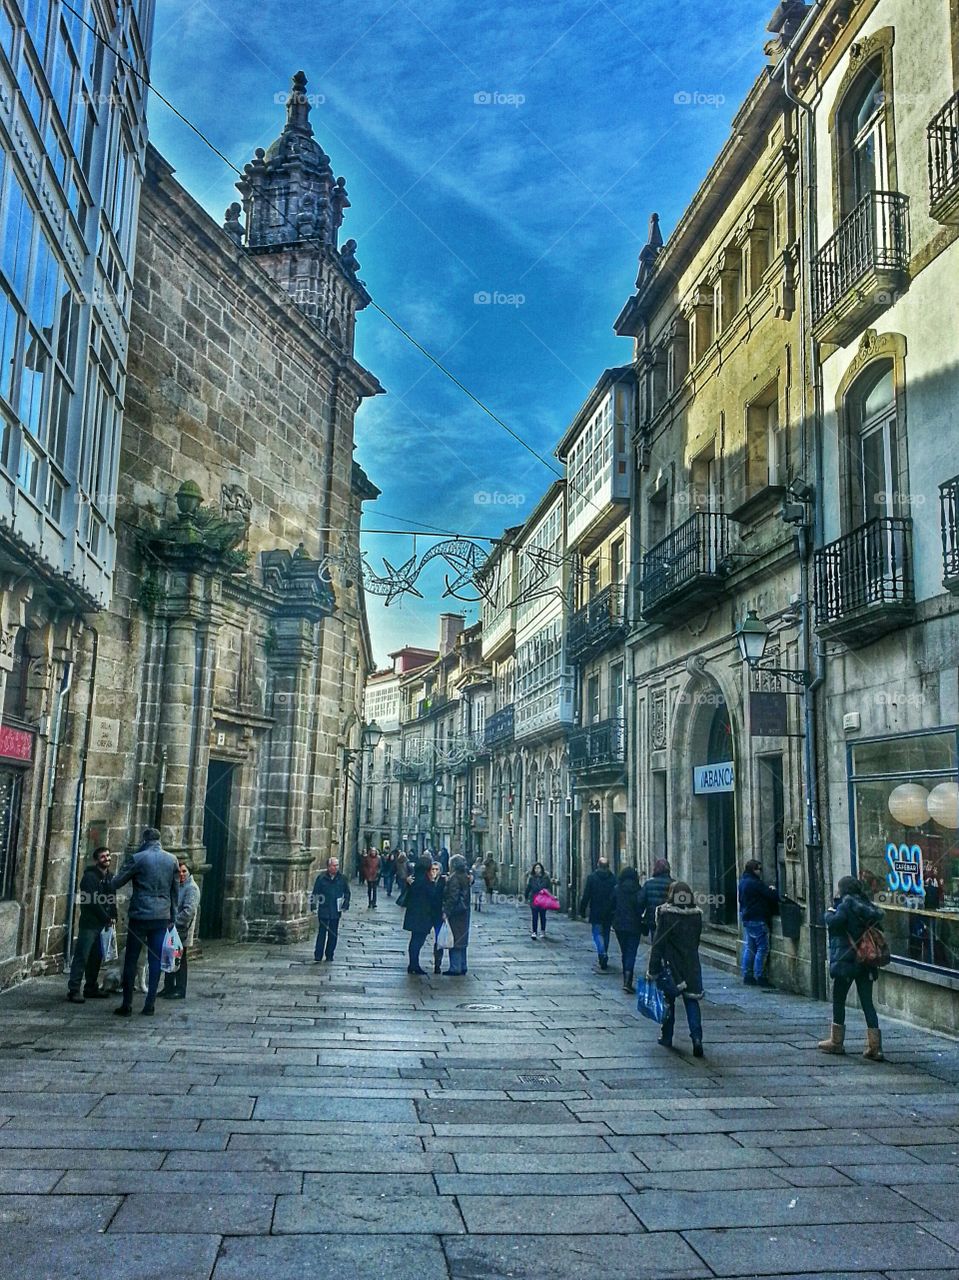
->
[850, 730, 959, 973]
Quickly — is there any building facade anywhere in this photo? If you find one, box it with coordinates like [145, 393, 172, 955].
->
[0, 0, 154, 982]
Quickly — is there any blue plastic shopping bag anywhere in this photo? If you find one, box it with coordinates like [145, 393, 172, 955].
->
[636, 975, 665, 1023]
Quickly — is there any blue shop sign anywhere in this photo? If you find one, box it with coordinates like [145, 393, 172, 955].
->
[886, 841, 924, 894]
[693, 762, 735, 795]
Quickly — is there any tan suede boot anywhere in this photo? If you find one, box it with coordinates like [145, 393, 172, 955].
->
[863, 1028, 884, 1061]
[817, 1023, 845, 1054]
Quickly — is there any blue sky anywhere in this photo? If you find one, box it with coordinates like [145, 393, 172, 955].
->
[148, 0, 776, 665]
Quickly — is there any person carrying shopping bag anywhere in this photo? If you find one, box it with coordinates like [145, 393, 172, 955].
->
[818, 875, 888, 1061]
[525, 863, 552, 940]
[647, 880, 705, 1058]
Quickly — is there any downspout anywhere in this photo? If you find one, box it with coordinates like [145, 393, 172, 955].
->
[777, 0, 829, 999]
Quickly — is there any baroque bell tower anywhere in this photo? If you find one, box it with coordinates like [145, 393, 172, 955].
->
[227, 71, 370, 353]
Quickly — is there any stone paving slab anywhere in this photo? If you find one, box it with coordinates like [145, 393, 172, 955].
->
[212, 1234, 450, 1280]
[110, 1191, 275, 1234]
[442, 1232, 711, 1279]
[273, 1193, 465, 1234]
[0, 1228, 220, 1280]
[0, 1192, 121, 1230]
[457, 1193, 643, 1233]
[625, 1185, 922, 1230]
[685, 1224, 959, 1275]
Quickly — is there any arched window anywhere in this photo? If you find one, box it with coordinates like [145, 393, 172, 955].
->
[843, 63, 887, 209]
[851, 361, 897, 525]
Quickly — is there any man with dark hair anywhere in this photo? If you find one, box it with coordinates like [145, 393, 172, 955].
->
[66, 846, 116, 1003]
[579, 857, 617, 971]
[108, 827, 179, 1016]
[637, 858, 673, 940]
[311, 857, 350, 962]
[738, 858, 780, 988]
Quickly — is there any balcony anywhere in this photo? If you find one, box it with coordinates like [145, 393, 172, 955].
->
[418, 692, 449, 719]
[812, 191, 909, 346]
[484, 703, 515, 749]
[814, 517, 914, 645]
[568, 584, 627, 663]
[928, 92, 959, 224]
[569, 716, 626, 776]
[941, 475, 959, 592]
[392, 759, 430, 782]
[640, 512, 731, 624]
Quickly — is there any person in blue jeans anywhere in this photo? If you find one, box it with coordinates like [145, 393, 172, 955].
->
[525, 863, 551, 939]
[647, 880, 705, 1057]
[579, 858, 616, 970]
[106, 827, 179, 1017]
[442, 855, 472, 975]
[738, 859, 780, 988]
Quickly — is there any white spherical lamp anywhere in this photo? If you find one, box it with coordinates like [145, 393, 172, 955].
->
[927, 781, 959, 830]
[887, 783, 930, 828]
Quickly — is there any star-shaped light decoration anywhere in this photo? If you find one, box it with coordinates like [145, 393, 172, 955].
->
[367, 554, 424, 606]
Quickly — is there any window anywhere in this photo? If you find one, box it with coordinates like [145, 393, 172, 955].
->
[21, 0, 49, 60]
[744, 381, 784, 495]
[854, 363, 897, 523]
[0, 285, 19, 405]
[1, 169, 35, 299]
[846, 65, 886, 206]
[587, 674, 601, 724]
[610, 537, 625, 585]
[0, 4, 14, 57]
[609, 661, 624, 720]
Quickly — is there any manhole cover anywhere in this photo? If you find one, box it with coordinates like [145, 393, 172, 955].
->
[516, 1073, 559, 1086]
[462, 1003, 503, 1012]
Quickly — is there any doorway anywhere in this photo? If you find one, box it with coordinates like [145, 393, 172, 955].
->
[200, 760, 234, 939]
[706, 701, 737, 925]
[588, 805, 601, 870]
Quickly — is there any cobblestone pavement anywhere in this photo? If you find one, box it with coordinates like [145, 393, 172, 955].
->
[2, 897, 959, 1279]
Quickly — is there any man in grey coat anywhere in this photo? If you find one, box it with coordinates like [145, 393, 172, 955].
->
[108, 827, 179, 1016]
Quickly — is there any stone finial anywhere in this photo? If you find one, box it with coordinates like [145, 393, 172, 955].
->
[223, 202, 245, 245]
[635, 213, 664, 289]
[175, 479, 203, 517]
[286, 70, 314, 136]
[340, 239, 360, 276]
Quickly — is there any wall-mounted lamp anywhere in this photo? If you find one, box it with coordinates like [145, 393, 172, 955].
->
[735, 610, 811, 689]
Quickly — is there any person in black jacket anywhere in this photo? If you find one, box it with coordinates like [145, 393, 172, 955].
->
[311, 857, 351, 962]
[403, 856, 442, 975]
[66, 846, 116, 1003]
[647, 880, 705, 1057]
[819, 876, 885, 1061]
[525, 863, 551, 940]
[738, 859, 780, 988]
[443, 855, 472, 976]
[612, 865, 643, 993]
[637, 859, 672, 939]
[579, 858, 616, 970]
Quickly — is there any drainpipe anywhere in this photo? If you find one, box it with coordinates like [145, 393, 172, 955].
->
[775, 0, 829, 999]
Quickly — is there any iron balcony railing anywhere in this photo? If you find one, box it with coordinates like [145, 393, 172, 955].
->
[814, 517, 913, 627]
[569, 716, 626, 772]
[928, 91, 959, 211]
[484, 703, 515, 748]
[568, 584, 627, 662]
[640, 511, 730, 618]
[813, 191, 909, 322]
[392, 759, 429, 782]
[418, 692, 449, 718]
[940, 475, 959, 588]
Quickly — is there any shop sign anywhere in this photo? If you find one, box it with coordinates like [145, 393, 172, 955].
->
[886, 841, 924, 894]
[693, 762, 735, 794]
[749, 691, 788, 736]
[0, 725, 33, 763]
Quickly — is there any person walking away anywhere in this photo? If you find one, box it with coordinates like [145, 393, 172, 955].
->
[525, 862, 552, 940]
[108, 827, 179, 1017]
[471, 856, 486, 911]
[395, 850, 409, 900]
[311, 857, 350, 962]
[637, 859, 672, 942]
[819, 876, 886, 1060]
[738, 859, 780, 988]
[403, 856, 442, 975]
[362, 847, 381, 908]
[612, 865, 643, 993]
[438, 847, 450, 875]
[160, 860, 200, 1000]
[444, 854, 473, 975]
[67, 846, 117, 1003]
[579, 857, 617, 970]
[483, 855, 497, 906]
[382, 849, 397, 898]
[647, 880, 705, 1057]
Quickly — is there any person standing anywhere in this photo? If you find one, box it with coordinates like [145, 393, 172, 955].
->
[444, 855, 473, 975]
[738, 859, 780, 988]
[818, 876, 885, 1061]
[637, 859, 672, 940]
[612, 865, 643, 994]
[525, 862, 552, 940]
[647, 880, 705, 1057]
[382, 848, 397, 898]
[311, 857, 350, 962]
[403, 856, 442, 975]
[66, 846, 117, 1003]
[160, 861, 200, 1000]
[430, 860, 447, 974]
[471, 855, 486, 911]
[395, 849, 409, 899]
[362, 847, 381, 908]
[483, 855, 497, 906]
[108, 827, 179, 1017]
[438, 846, 450, 875]
[579, 857, 616, 970]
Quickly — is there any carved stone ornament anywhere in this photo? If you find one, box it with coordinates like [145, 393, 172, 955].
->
[144, 480, 251, 573]
[651, 689, 667, 751]
[221, 482, 253, 522]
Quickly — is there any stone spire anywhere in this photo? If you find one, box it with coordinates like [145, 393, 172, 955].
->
[635, 213, 664, 289]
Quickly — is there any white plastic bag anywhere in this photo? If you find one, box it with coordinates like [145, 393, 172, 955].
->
[99, 925, 118, 963]
[160, 925, 183, 973]
[435, 920, 455, 950]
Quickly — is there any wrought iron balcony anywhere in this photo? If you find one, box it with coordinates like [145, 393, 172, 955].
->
[484, 703, 515, 749]
[569, 716, 626, 774]
[814, 517, 914, 645]
[812, 191, 909, 345]
[640, 511, 731, 623]
[928, 91, 959, 223]
[568, 584, 627, 663]
[418, 692, 449, 718]
[392, 759, 429, 782]
[941, 475, 959, 592]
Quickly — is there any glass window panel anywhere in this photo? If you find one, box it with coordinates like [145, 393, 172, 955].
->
[1, 171, 34, 298]
[18, 54, 43, 123]
[56, 285, 79, 377]
[0, 5, 14, 57]
[22, 0, 50, 60]
[20, 326, 47, 436]
[851, 732, 957, 778]
[861, 366, 894, 421]
[0, 288, 19, 404]
[16, 433, 42, 498]
[47, 368, 69, 465]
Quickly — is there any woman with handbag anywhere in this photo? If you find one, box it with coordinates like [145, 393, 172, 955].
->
[525, 863, 551, 940]
[647, 880, 705, 1057]
[443, 855, 473, 975]
[819, 876, 886, 1060]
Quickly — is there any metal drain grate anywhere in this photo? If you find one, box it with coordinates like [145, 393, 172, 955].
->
[461, 1003, 504, 1012]
[516, 1073, 560, 1086]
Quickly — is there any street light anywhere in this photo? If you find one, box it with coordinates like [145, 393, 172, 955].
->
[735, 609, 811, 688]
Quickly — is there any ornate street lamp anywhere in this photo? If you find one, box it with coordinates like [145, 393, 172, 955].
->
[735, 609, 811, 688]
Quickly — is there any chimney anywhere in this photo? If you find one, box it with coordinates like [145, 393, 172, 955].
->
[439, 613, 465, 656]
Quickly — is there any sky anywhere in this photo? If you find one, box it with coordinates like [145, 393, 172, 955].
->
[147, 0, 778, 667]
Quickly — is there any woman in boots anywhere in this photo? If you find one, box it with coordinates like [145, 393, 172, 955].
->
[819, 875, 885, 1061]
[612, 865, 643, 994]
[647, 880, 705, 1057]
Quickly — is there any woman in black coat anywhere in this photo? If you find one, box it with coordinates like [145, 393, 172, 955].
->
[819, 875, 885, 1060]
[403, 856, 443, 975]
[612, 865, 643, 994]
[647, 880, 705, 1057]
[525, 863, 552, 940]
